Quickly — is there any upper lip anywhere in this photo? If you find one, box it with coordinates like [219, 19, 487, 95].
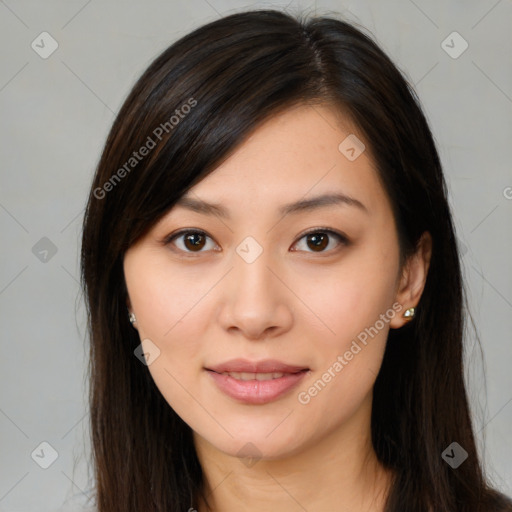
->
[206, 358, 309, 374]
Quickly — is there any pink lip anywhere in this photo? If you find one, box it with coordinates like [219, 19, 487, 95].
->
[205, 359, 310, 405]
[206, 358, 308, 374]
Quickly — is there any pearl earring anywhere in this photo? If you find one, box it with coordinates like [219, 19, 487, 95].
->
[403, 307, 415, 321]
[129, 312, 137, 324]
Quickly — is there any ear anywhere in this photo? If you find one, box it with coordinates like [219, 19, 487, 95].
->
[389, 231, 432, 329]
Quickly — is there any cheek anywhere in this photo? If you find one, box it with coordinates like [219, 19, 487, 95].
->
[294, 265, 398, 432]
[124, 257, 212, 418]
[126, 253, 211, 344]
[293, 242, 400, 350]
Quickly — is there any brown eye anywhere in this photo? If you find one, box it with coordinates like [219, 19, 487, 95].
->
[292, 229, 348, 253]
[166, 230, 218, 254]
[183, 232, 206, 251]
[306, 232, 329, 252]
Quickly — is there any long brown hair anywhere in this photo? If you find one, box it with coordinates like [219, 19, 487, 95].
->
[80, 9, 512, 511]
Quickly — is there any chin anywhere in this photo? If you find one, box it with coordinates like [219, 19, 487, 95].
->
[196, 422, 310, 462]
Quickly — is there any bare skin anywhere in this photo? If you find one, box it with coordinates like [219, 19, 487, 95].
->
[124, 103, 431, 511]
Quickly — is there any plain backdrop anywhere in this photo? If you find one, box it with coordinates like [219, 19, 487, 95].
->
[0, 1, 511, 510]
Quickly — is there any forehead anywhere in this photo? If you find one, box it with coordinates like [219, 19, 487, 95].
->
[183, 104, 388, 217]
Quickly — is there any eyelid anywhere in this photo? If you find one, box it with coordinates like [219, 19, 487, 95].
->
[162, 228, 207, 244]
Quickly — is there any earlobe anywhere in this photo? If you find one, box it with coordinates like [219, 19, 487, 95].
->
[390, 231, 432, 329]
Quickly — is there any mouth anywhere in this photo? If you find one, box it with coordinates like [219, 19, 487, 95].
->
[205, 359, 310, 405]
[213, 371, 300, 381]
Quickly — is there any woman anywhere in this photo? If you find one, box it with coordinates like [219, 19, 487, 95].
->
[80, 9, 512, 512]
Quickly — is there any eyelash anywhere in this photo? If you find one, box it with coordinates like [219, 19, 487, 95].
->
[162, 227, 349, 256]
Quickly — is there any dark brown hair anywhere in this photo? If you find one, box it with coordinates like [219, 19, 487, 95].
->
[80, 9, 512, 512]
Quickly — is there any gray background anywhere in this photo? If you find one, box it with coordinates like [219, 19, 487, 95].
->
[0, 1, 511, 510]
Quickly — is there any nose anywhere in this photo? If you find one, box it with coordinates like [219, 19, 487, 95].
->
[216, 243, 294, 341]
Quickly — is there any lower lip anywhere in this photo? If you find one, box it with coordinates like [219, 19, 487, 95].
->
[206, 370, 309, 405]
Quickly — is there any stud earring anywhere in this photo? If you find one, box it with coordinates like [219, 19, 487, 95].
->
[129, 311, 137, 324]
[403, 307, 415, 321]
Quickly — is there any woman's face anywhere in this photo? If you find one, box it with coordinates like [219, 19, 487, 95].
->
[123, 103, 422, 460]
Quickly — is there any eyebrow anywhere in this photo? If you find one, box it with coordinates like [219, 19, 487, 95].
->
[174, 192, 368, 219]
